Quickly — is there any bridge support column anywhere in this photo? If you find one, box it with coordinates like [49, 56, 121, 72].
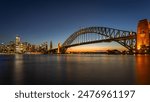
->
[57, 43, 61, 54]
[136, 19, 150, 53]
[61, 47, 67, 54]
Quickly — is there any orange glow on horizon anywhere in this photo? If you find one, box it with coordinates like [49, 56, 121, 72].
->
[66, 45, 127, 52]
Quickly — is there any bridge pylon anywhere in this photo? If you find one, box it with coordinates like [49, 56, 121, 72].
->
[136, 19, 150, 53]
[57, 42, 61, 54]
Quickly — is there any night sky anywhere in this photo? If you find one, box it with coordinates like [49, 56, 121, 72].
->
[0, 0, 150, 50]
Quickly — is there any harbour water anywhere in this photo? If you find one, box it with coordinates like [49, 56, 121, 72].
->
[0, 54, 150, 85]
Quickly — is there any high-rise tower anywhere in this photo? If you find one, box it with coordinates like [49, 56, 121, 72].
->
[50, 41, 53, 50]
[15, 36, 20, 45]
[15, 36, 22, 53]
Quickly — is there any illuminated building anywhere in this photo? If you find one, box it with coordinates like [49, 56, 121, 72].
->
[0, 35, 48, 54]
[15, 36, 22, 53]
[15, 36, 24, 53]
[136, 19, 150, 53]
[15, 36, 20, 45]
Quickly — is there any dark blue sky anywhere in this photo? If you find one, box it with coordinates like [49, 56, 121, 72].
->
[0, 0, 150, 48]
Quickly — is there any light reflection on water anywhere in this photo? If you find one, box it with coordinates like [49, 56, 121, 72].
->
[135, 55, 150, 85]
[0, 54, 150, 85]
[13, 54, 23, 84]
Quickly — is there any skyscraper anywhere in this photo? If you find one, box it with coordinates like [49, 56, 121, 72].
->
[16, 36, 20, 46]
[50, 41, 53, 50]
[15, 36, 21, 53]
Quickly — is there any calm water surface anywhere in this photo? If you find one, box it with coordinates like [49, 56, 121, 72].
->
[0, 54, 150, 85]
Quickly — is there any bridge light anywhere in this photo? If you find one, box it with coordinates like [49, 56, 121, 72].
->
[137, 46, 141, 50]
[140, 33, 145, 37]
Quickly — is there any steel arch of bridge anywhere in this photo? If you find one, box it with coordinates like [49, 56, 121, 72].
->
[61, 27, 136, 52]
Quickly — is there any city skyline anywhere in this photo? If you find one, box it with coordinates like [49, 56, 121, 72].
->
[1, 0, 150, 51]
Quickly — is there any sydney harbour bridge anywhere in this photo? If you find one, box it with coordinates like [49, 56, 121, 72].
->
[49, 19, 150, 54]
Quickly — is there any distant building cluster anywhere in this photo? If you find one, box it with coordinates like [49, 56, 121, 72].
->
[0, 36, 48, 54]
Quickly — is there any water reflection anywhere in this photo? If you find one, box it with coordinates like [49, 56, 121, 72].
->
[0, 54, 150, 85]
[135, 55, 150, 84]
[13, 54, 24, 84]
